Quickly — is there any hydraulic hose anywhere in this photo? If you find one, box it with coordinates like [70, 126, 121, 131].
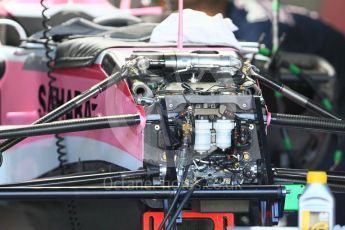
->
[166, 179, 205, 230]
[158, 165, 190, 230]
[0, 114, 141, 139]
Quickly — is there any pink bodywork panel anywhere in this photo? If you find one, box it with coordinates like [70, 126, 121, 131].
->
[0, 59, 145, 161]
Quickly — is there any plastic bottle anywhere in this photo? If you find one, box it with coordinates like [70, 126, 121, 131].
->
[298, 171, 335, 230]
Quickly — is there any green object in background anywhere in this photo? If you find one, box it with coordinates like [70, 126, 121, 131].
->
[274, 91, 283, 98]
[259, 47, 271, 57]
[272, 0, 281, 12]
[289, 63, 301, 75]
[283, 137, 293, 151]
[334, 149, 343, 164]
[284, 184, 305, 211]
[322, 98, 333, 111]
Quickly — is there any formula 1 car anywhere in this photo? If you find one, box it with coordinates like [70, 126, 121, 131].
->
[0, 1, 344, 229]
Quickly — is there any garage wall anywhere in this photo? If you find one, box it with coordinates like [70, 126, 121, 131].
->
[271, 0, 345, 35]
[321, 0, 345, 35]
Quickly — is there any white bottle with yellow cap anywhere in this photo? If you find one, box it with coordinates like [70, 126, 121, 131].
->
[299, 171, 335, 230]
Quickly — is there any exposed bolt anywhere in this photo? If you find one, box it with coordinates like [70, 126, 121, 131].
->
[137, 57, 150, 72]
[161, 152, 167, 161]
[224, 178, 231, 184]
[242, 103, 247, 108]
[243, 152, 251, 161]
